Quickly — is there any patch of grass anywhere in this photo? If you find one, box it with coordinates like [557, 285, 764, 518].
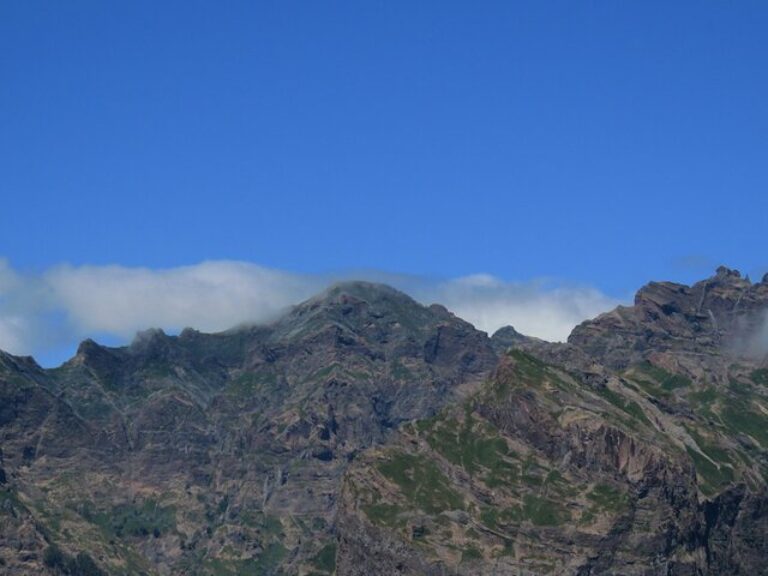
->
[81, 498, 176, 539]
[310, 543, 336, 573]
[728, 378, 753, 397]
[579, 509, 595, 525]
[686, 446, 734, 495]
[308, 363, 339, 382]
[141, 361, 175, 380]
[638, 363, 691, 390]
[631, 377, 673, 400]
[508, 350, 548, 385]
[721, 404, 768, 447]
[246, 542, 288, 574]
[685, 427, 733, 467]
[421, 413, 519, 488]
[461, 545, 483, 562]
[227, 371, 278, 397]
[595, 386, 652, 428]
[0, 488, 21, 510]
[203, 550, 288, 576]
[718, 382, 768, 447]
[587, 484, 627, 512]
[689, 387, 718, 405]
[522, 494, 570, 526]
[363, 502, 406, 527]
[687, 387, 720, 421]
[390, 359, 413, 381]
[751, 369, 768, 387]
[491, 350, 551, 397]
[480, 506, 522, 531]
[377, 452, 464, 514]
[43, 545, 106, 576]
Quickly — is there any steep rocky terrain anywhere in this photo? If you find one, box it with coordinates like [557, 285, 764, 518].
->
[336, 268, 768, 575]
[1, 270, 768, 575]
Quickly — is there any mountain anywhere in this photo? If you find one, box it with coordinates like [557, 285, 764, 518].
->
[1, 271, 768, 575]
[0, 282, 496, 575]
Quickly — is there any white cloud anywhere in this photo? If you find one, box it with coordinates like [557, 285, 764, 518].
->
[420, 277, 621, 342]
[0, 259, 622, 364]
[46, 261, 322, 337]
[0, 259, 49, 356]
[0, 315, 28, 356]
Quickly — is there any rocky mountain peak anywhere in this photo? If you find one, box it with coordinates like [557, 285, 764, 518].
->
[269, 281, 447, 344]
[569, 266, 768, 372]
[490, 325, 541, 354]
[0, 349, 41, 375]
[715, 265, 742, 280]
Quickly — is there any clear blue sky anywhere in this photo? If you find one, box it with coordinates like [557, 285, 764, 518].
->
[2, 1, 767, 297]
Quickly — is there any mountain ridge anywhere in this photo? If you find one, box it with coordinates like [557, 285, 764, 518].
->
[1, 269, 767, 575]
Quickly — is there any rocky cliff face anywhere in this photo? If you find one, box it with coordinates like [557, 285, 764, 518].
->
[1, 270, 768, 575]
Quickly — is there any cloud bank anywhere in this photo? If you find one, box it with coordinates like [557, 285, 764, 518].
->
[0, 259, 621, 364]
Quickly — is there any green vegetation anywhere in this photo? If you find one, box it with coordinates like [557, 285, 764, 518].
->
[420, 412, 519, 488]
[226, 371, 278, 397]
[489, 350, 550, 397]
[520, 455, 547, 487]
[239, 510, 282, 534]
[587, 484, 628, 513]
[751, 369, 768, 387]
[637, 363, 691, 391]
[202, 542, 287, 576]
[43, 545, 106, 576]
[311, 543, 337, 573]
[522, 494, 570, 526]
[461, 544, 483, 562]
[389, 359, 413, 381]
[252, 542, 288, 574]
[687, 387, 719, 420]
[141, 361, 176, 380]
[0, 487, 22, 513]
[720, 404, 768, 446]
[719, 380, 768, 447]
[595, 386, 652, 427]
[686, 426, 734, 467]
[508, 350, 548, 386]
[630, 377, 673, 400]
[80, 498, 176, 539]
[363, 502, 405, 527]
[480, 506, 522, 531]
[686, 447, 734, 495]
[377, 451, 464, 514]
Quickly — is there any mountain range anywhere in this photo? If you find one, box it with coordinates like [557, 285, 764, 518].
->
[1, 267, 767, 575]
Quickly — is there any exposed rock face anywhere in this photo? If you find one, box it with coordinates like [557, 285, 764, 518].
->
[337, 352, 704, 575]
[2, 270, 768, 574]
[569, 267, 768, 375]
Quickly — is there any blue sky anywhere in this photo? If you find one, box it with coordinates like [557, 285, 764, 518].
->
[1, 2, 767, 363]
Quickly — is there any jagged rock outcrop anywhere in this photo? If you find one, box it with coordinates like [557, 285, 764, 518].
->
[569, 266, 768, 375]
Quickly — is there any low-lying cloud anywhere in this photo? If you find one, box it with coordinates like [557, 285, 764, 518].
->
[0, 259, 621, 365]
[738, 310, 768, 362]
[423, 274, 620, 342]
